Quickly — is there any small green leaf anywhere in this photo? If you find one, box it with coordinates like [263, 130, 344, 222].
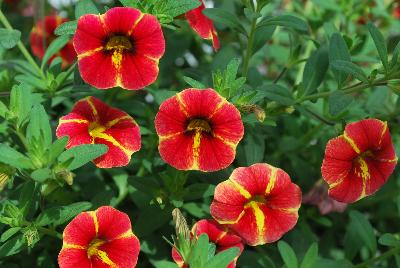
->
[47, 137, 69, 164]
[26, 105, 52, 149]
[206, 247, 240, 268]
[119, 0, 140, 7]
[378, 234, 400, 247]
[349, 210, 377, 255]
[278, 241, 298, 268]
[258, 84, 294, 105]
[257, 15, 309, 33]
[0, 100, 8, 118]
[203, 8, 246, 34]
[153, 0, 201, 18]
[329, 33, 351, 87]
[302, 46, 329, 95]
[367, 22, 388, 71]
[0, 228, 21, 243]
[391, 40, 400, 68]
[187, 234, 209, 268]
[328, 91, 354, 116]
[41, 36, 71, 69]
[183, 76, 207, 89]
[19, 180, 39, 217]
[55, 21, 77, 36]
[331, 60, 369, 84]
[31, 168, 52, 183]
[0, 28, 21, 49]
[36, 202, 92, 226]
[0, 144, 33, 169]
[58, 144, 108, 170]
[0, 235, 25, 258]
[300, 243, 318, 268]
[75, 0, 99, 19]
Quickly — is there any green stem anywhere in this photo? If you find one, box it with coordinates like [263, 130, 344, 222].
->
[0, 10, 46, 80]
[37, 226, 63, 240]
[273, 67, 288, 83]
[55, 62, 77, 91]
[242, 18, 257, 77]
[354, 247, 400, 268]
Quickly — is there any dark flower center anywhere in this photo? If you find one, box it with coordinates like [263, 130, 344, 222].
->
[186, 119, 212, 133]
[105, 35, 133, 51]
[245, 195, 266, 207]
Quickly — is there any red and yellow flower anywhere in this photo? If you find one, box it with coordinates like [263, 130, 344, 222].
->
[30, 15, 76, 67]
[154, 88, 244, 172]
[56, 96, 141, 168]
[186, 0, 220, 51]
[210, 163, 302, 246]
[73, 7, 165, 90]
[172, 219, 244, 268]
[58, 206, 140, 268]
[321, 118, 398, 203]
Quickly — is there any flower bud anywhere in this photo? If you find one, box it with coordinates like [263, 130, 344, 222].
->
[23, 226, 39, 247]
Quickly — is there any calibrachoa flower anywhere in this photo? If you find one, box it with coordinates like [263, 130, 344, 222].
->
[186, 0, 220, 51]
[154, 88, 244, 172]
[172, 219, 244, 268]
[321, 118, 398, 203]
[56, 96, 141, 168]
[210, 163, 302, 246]
[58, 206, 140, 268]
[73, 7, 165, 90]
[30, 15, 76, 67]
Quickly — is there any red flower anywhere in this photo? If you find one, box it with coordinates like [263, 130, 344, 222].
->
[186, 0, 220, 51]
[73, 7, 165, 90]
[56, 96, 141, 168]
[393, 5, 400, 19]
[58, 206, 140, 268]
[154, 88, 244, 172]
[321, 119, 398, 203]
[30, 15, 76, 67]
[210, 163, 302, 246]
[172, 219, 244, 268]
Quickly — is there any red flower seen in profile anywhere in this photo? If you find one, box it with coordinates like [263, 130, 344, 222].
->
[73, 7, 165, 90]
[210, 163, 302, 246]
[172, 219, 244, 268]
[321, 118, 398, 203]
[30, 15, 76, 67]
[154, 88, 244, 172]
[186, 0, 220, 51]
[58, 206, 140, 268]
[56, 96, 141, 168]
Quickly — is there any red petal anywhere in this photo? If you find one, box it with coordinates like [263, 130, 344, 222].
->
[98, 236, 140, 267]
[210, 102, 244, 144]
[58, 248, 91, 268]
[154, 96, 187, 137]
[228, 207, 261, 246]
[30, 31, 45, 59]
[63, 212, 96, 247]
[328, 172, 364, 203]
[261, 206, 299, 243]
[73, 14, 106, 55]
[56, 114, 91, 148]
[158, 133, 195, 170]
[178, 88, 224, 118]
[95, 206, 132, 240]
[172, 247, 187, 268]
[103, 7, 143, 36]
[197, 134, 236, 171]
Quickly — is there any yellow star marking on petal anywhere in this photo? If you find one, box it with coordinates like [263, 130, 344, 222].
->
[215, 210, 246, 225]
[92, 132, 132, 156]
[228, 179, 252, 199]
[105, 115, 134, 128]
[278, 207, 300, 213]
[175, 93, 190, 117]
[265, 166, 277, 195]
[77, 47, 104, 59]
[59, 119, 89, 125]
[114, 229, 135, 240]
[208, 98, 228, 119]
[99, 14, 107, 32]
[128, 13, 145, 36]
[378, 121, 388, 146]
[62, 243, 86, 250]
[342, 132, 361, 154]
[111, 50, 123, 69]
[159, 132, 184, 142]
[244, 201, 265, 245]
[214, 135, 236, 150]
[85, 97, 99, 121]
[190, 131, 202, 170]
[145, 55, 160, 63]
[89, 211, 99, 235]
[87, 238, 117, 267]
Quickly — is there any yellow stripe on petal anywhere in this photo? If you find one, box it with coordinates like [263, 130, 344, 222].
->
[265, 166, 277, 195]
[111, 50, 123, 69]
[114, 229, 135, 240]
[214, 230, 227, 243]
[62, 243, 86, 250]
[159, 132, 184, 142]
[59, 119, 89, 125]
[208, 98, 227, 119]
[175, 93, 190, 117]
[190, 131, 202, 170]
[85, 97, 99, 121]
[214, 134, 236, 149]
[77, 47, 104, 59]
[378, 121, 388, 146]
[93, 132, 132, 156]
[106, 115, 134, 128]
[342, 132, 361, 154]
[229, 179, 251, 199]
[96, 250, 117, 267]
[244, 202, 265, 245]
[128, 13, 145, 35]
[215, 210, 246, 225]
[89, 211, 99, 235]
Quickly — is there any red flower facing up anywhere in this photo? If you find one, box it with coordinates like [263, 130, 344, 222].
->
[172, 219, 244, 268]
[154, 88, 244, 172]
[56, 96, 141, 168]
[321, 119, 398, 203]
[210, 163, 302, 246]
[73, 7, 165, 90]
[186, 0, 220, 51]
[58, 206, 140, 268]
[30, 15, 76, 67]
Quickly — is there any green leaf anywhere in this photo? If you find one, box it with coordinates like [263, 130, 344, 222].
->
[257, 15, 309, 33]
[328, 91, 354, 116]
[367, 22, 388, 71]
[348, 210, 377, 255]
[41, 36, 71, 69]
[47, 137, 69, 164]
[19, 180, 38, 217]
[300, 243, 318, 268]
[0, 228, 21, 243]
[55, 21, 77, 36]
[36, 202, 92, 226]
[153, 0, 201, 18]
[0, 235, 25, 258]
[183, 184, 215, 201]
[75, 0, 99, 19]
[0, 28, 21, 49]
[378, 234, 400, 247]
[253, 25, 276, 53]
[183, 76, 206, 89]
[258, 84, 294, 105]
[329, 33, 351, 87]
[0, 100, 8, 118]
[0, 144, 33, 169]
[26, 105, 52, 149]
[9, 84, 33, 128]
[187, 233, 209, 268]
[390, 40, 400, 68]
[203, 8, 246, 34]
[331, 60, 369, 84]
[31, 168, 52, 183]
[278, 241, 298, 268]
[207, 247, 240, 268]
[58, 144, 108, 170]
[302, 46, 329, 95]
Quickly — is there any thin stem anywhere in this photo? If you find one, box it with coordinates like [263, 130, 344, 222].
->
[273, 67, 288, 83]
[242, 18, 257, 77]
[303, 107, 335, 126]
[0, 10, 46, 80]
[37, 226, 63, 240]
[354, 247, 400, 268]
[55, 62, 77, 91]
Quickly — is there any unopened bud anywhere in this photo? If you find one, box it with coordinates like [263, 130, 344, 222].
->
[23, 226, 39, 247]
[240, 104, 266, 122]
[0, 163, 15, 191]
[56, 170, 75, 185]
[172, 208, 190, 242]
[285, 106, 295, 114]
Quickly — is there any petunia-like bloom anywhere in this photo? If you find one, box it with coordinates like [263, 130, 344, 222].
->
[58, 206, 140, 268]
[73, 7, 165, 90]
[172, 219, 244, 268]
[154, 88, 244, 172]
[30, 15, 76, 67]
[56, 96, 141, 168]
[210, 163, 302, 246]
[186, 0, 220, 51]
[321, 118, 398, 203]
